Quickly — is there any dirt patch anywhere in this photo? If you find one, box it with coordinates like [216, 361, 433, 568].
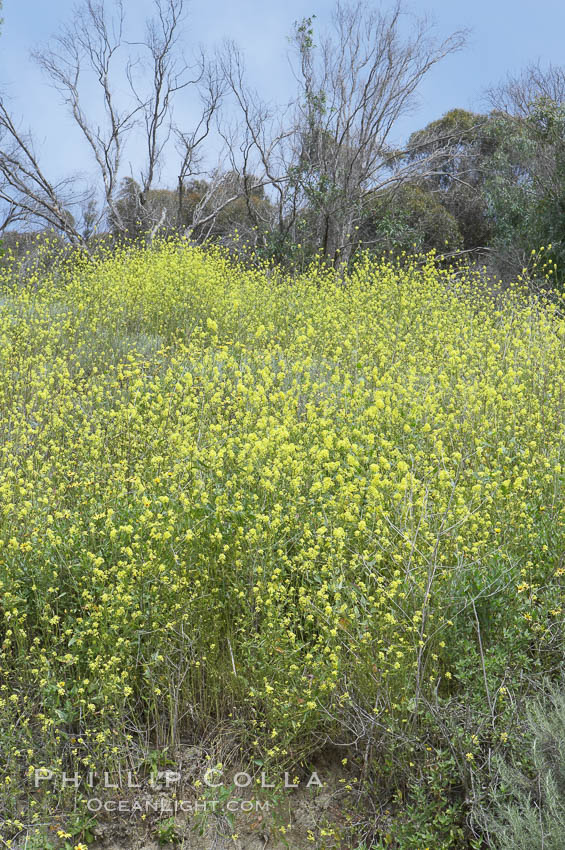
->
[86, 751, 354, 850]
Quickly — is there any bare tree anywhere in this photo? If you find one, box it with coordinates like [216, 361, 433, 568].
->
[221, 1, 466, 263]
[0, 101, 85, 242]
[175, 57, 231, 232]
[133, 0, 191, 195]
[31, 0, 137, 234]
[26, 0, 224, 239]
[485, 62, 565, 118]
[219, 40, 302, 249]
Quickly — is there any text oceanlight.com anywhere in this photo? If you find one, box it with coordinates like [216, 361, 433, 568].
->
[85, 798, 272, 814]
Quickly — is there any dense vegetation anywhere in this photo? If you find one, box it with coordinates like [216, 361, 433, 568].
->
[0, 240, 564, 847]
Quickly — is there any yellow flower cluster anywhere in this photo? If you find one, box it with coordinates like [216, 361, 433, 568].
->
[0, 239, 563, 802]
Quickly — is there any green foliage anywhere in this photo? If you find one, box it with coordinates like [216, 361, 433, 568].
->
[401, 99, 565, 284]
[481, 100, 565, 282]
[294, 14, 316, 52]
[362, 183, 463, 255]
[405, 109, 497, 250]
[487, 679, 565, 850]
[372, 786, 465, 850]
[156, 816, 181, 846]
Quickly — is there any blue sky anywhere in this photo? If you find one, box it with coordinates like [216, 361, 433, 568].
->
[2, 0, 565, 189]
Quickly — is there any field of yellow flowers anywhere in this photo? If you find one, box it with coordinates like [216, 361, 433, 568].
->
[0, 240, 564, 847]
